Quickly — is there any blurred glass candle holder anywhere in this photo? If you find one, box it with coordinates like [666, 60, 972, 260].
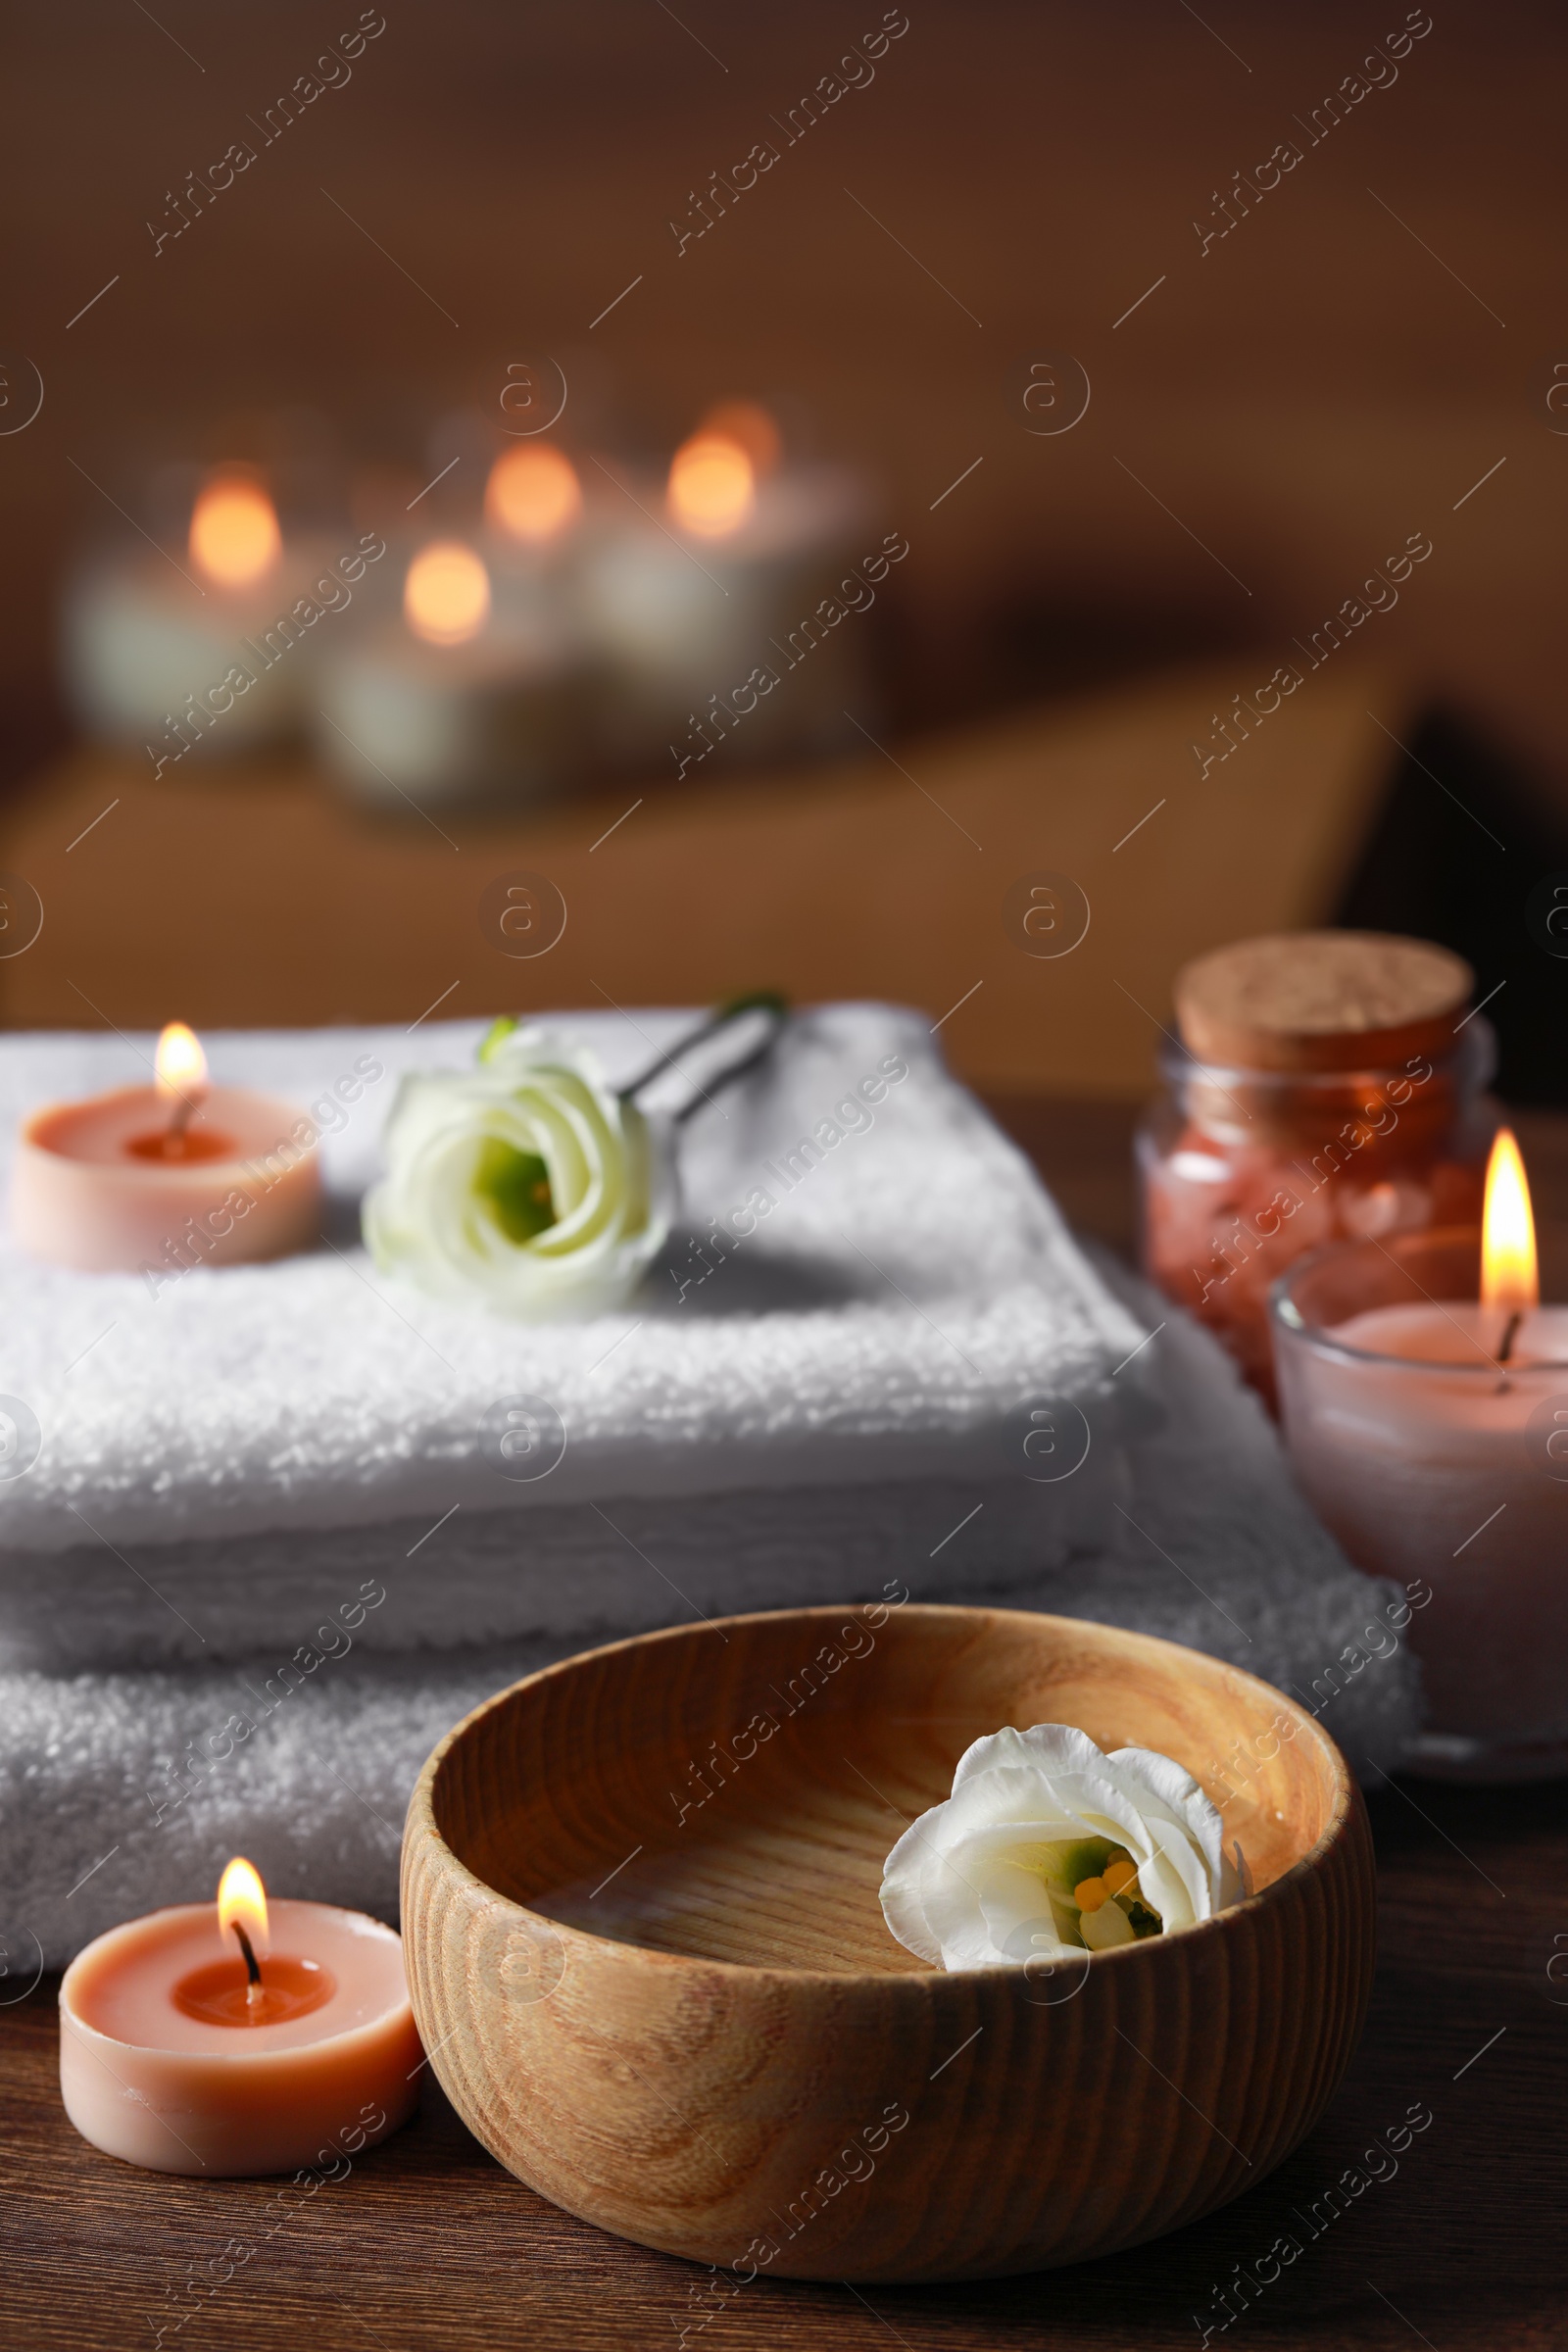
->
[577, 404, 874, 773]
[1141, 931, 1497, 1404]
[62, 465, 327, 757]
[314, 535, 591, 807]
[1270, 1131, 1568, 1783]
[10, 1021, 322, 1274]
[59, 1858, 420, 2177]
[482, 440, 584, 620]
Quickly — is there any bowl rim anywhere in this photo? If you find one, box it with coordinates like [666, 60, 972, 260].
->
[404, 1602, 1361, 1990]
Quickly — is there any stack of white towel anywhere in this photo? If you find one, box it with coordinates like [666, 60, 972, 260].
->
[0, 1007, 1421, 1966]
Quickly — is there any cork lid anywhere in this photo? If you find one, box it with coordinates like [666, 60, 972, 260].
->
[1173, 931, 1474, 1073]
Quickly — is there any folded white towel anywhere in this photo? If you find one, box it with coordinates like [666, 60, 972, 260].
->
[0, 1476, 1120, 1670]
[2, 1270, 1423, 1968]
[0, 1004, 1145, 1665]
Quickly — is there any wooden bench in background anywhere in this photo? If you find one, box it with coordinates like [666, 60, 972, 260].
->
[0, 659, 1406, 1099]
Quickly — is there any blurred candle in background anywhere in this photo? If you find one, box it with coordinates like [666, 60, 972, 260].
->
[485, 442, 583, 550]
[314, 534, 589, 808]
[667, 426, 759, 539]
[578, 401, 876, 776]
[62, 463, 321, 758]
[59, 408, 879, 799]
[406, 540, 492, 645]
[482, 441, 585, 645]
[700, 398, 783, 480]
[189, 469, 282, 588]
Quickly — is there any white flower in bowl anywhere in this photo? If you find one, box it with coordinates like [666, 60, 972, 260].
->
[880, 1723, 1249, 1970]
[363, 1022, 673, 1319]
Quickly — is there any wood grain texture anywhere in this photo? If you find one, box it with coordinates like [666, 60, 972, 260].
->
[401, 1605, 1375, 2281]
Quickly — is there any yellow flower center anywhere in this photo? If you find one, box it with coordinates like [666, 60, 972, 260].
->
[1057, 1845, 1163, 1945]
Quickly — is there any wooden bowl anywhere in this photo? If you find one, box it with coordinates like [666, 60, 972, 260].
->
[401, 1604, 1374, 2281]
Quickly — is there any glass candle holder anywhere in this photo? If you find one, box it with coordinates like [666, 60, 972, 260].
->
[1271, 1228, 1568, 1783]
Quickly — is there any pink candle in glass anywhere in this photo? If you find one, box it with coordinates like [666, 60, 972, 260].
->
[59, 1860, 421, 2176]
[1272, 1131, 1568, 1781]
[11, 1022, 321, 1273]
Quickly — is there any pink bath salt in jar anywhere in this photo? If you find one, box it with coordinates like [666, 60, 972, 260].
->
[1138, 931, 1498, 1406]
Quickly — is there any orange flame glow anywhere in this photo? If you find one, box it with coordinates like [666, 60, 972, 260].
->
[405, 541, 491, 646]
[155, 1021, 208, 1107]
[485, 444, 581, 544]
[189, 471, 281, 589]
[699, 401, 782, 477]
[1481, 1127, 1538, 1312]
[667, 432, 756, 539]
[218, 1856, 270, 1960]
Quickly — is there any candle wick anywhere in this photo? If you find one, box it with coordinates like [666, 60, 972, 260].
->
[231, 1922, 263, 1987]
[1494, 1306, 1524, 1395]
[167, 1091, 198, 1142]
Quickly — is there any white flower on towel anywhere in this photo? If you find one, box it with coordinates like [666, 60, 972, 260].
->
[880, 1723, 1249, 1970]
[363, 1022, 673, 1318]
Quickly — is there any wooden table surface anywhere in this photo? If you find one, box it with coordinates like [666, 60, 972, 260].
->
[4, 1098, 1565, 2352]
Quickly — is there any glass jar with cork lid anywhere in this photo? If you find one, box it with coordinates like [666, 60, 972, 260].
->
[1138, 931, 1499, 1403]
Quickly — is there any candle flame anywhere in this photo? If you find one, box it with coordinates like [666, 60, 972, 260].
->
[667, 432, 756, 539]
[218, 1856, 270, 1959]
[155, 1021, 208, 1105]
[699, 401, 782, 478]
[485, 444, 581, 544]
[1481, 1126, 1538, 1311]
[405, 540, 491, 646]
[189, 470, 281, 590]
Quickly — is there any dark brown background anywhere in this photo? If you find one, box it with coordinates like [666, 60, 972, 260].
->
[4, 1, 1565, 787]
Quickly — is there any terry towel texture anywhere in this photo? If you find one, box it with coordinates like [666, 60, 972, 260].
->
[1, 1270, 1422, 1967]
[0, 1004, 1146, 1667]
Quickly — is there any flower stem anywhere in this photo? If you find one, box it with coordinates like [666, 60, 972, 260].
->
[617, 991, 788, 1121]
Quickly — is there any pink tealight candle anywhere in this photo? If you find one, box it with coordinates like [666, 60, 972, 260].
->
[59, 1859, 421, 2176]
[11, 1021, 322, 1273]
[1272, 1131, 1568, 1783]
